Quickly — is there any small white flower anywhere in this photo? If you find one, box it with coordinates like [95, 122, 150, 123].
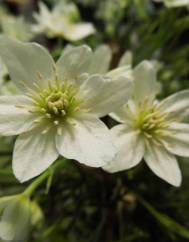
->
[153, 0, 189, 7]
[33, 1, 95, 41]
[104, 60, 189, 187]
[0, 37, 132, 182]
[0, 12, 33, 41]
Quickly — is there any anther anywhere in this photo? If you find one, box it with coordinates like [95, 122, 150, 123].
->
[53, 107, 58, 114]
[34, 118, 42, 123]
[54, 120, 59, 125]
[46, 113, 52, 118]
[61, 110, 66, 116]
[41, 108, 46, 113]
[57, 127, 62, 135]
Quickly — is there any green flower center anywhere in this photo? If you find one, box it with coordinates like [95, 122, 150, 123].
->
[30, 81, 83, 125]
[134, 101, 170, 139]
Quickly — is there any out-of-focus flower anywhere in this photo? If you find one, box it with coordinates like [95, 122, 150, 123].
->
[0, 12, 33, 41]
[33, 1, 95, 41]
[153, 0, 189, 7]
[104, 60, 189, 187]
[0, 37, 132, 182]
[0, 194, 42, 242]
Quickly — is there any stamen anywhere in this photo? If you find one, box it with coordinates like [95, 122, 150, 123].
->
[57, 127, 63, 135]
[46, 113, 52, 118]
[54, 120, 59, 125]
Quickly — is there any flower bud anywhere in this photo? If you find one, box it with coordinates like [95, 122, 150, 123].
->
[0, 194, 42, 242]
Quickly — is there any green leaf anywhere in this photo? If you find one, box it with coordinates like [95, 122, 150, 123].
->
[139, 197, 189, 239]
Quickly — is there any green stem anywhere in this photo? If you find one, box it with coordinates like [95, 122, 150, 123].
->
[23, 170, 49, 197]
[23, 158, 67, 197]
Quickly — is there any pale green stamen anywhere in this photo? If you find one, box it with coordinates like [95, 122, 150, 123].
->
[133, 100, 171, 139]
[31, 81, 82, 121]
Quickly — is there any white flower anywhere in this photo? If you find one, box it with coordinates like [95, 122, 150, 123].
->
[153, 0, 189, 7]
[0, 12, 33, 41]
[33, 1, 95, 41]
[104, 60, 189, 187]
[0, 37, 132, 183]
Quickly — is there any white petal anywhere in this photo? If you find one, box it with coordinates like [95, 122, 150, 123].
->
[56, 45, 92, 83]
[80, 74, 133, 117]
[0, 37, 55, 90]
[56, 114, 116, 167]
[162, 122, 189, 157]
[104, 125, 145, 172]
[133, 61, 160, 102]
[63, 23, 95, 41]
[144, 142, 181, 187]
[158, 90, 189, 118]
[88, 45, 112, 74]
[110, 100, 136, 124]
[13, 127, 59, 182]
[107, 65, 132, 80]
[164, 0, 189, 7]
[0, 95, 37, 136]
[118, 50, 133, 67]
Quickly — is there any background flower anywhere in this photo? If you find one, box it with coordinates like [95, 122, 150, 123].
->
[33, 1, 95, 41]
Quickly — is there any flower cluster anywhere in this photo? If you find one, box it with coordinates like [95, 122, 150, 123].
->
[0, 36, 189, 188]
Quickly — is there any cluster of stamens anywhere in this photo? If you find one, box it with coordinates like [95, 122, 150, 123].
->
[31, 81, 81, 124]
[133, 100, 170, 140]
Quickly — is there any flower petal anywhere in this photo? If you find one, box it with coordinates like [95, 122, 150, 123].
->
[144, 142, 181, 187]
[133, 61, 160, 102]
[118, 50, 133, 67]
[107, 65, 132, 80]
[56, 45, 92, 83]
[0, 36, 55, 90]
[0, 95, 37, 136]
[13, 127, 59, 182]
[80, 74, 133, 117]
[110, 100, 137, 124]
[56, 114, 116, 167]
[103, 124, 145, 172]
[88, 45, 112, 74]
[163, 0, 189, 7]
[162, 122, 189, 157]
[158, 90, 189, 119]
[63, 23, 95, 41]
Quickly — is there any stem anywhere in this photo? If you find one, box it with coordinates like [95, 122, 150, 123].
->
[23, 158, 67, 197]
[23, 170, 49, 197]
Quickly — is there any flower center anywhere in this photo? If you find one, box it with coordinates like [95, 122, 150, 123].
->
[29, 81, 83, 125]
[135, 100, 170, 139]
[46, 92, 68, 115]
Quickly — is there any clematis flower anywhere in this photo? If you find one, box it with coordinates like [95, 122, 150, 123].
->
[104, 60, 189, 187]
[153, 0, 189, 7]
[32, 1, 95, 41]
[0, 37, 132, 182]
[0, 12, 33, 41]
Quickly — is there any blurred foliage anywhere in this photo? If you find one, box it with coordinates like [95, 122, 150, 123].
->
[0, 0, 189, 242]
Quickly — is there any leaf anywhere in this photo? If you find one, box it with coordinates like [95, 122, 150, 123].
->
[139, 197, 189, 239]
